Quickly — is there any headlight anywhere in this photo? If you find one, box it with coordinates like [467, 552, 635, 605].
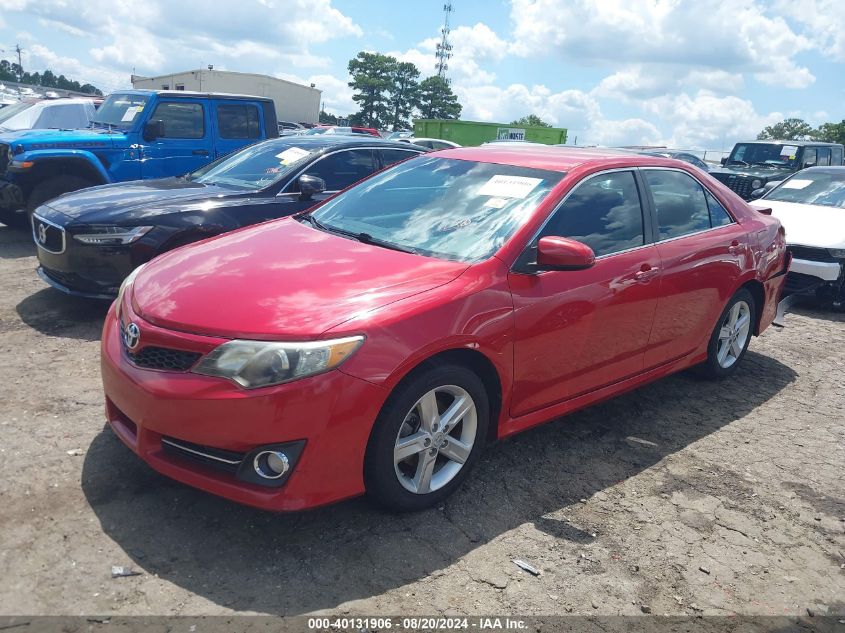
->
[829, 248, 845, 259]
[192, 336, 365, 388]
[73, 225, 153, 245]
[750, 179, 763, 189]
[115, 263, 145, 317]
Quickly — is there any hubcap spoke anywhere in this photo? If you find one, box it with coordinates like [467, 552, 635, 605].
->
[717, 341, 730, 364]
[439, 395, 472, 433]
[719, 326, 732, 341]
[439, 438, 471, 464]
[394, 431, 430, 462]
[416, 390, 440, 432]
[730, 338, 744, 358]
[413, 451, 437, 494]
[728, 302, 741, 327]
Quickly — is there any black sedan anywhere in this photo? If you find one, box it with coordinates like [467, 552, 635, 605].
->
[32, 136, 426, 298]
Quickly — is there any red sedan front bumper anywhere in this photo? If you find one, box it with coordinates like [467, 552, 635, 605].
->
[100, 303, 388, 511]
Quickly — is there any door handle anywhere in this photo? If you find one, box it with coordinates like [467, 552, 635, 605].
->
[634, 265, 660, 281]
[192, 149, 210, 156]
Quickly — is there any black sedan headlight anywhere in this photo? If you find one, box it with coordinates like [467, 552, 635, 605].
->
[73, 225, 153, 245]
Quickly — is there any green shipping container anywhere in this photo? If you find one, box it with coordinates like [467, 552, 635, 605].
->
[413, 119, 567, 147]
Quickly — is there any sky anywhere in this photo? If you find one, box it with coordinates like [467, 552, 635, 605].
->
[1, 0, 843, 150]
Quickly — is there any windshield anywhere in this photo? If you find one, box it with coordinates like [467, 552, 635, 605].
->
[91, 93, 150, 128]
[310, 156, 564, 262]
[189, 140, 314, 190]
[765, 170, 845, 208]
[727, 143, 800, 168]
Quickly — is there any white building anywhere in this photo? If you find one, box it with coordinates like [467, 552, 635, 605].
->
[131, 69, 321, 124]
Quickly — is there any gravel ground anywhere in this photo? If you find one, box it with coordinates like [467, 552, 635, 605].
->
[0, 222, 843, 618]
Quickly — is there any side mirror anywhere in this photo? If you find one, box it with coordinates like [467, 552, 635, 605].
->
[720, 157, 727, 165]
[802, 161, 816, 168]
[143, 119, 165, 142]
[536, 236, 595, 271]
[298, 174, 326, 201]
[752, 180, 781, 199]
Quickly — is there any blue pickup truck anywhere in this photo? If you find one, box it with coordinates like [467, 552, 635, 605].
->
[0, 90, 278, 226]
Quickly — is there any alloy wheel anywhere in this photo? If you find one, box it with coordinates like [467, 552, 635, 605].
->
[393, 385, 478, 495]
[716, 299, 751, 368]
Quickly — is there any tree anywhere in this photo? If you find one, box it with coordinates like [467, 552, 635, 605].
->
[319, 109, 339, 125]
[348, 52, 396, 129]
[388, 61, 420, 131]
[510, 114, 551, 127]
[814, 120, 845, 146]
[417, 76, 462, 120]
[757, 118, 814, 141]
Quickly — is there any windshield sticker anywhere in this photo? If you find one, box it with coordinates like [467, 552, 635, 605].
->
[120, 106, 139, 122]
[482, 196, 509, 209]
[781, 179, 813, 189]
[780, 145, 798, 158]
[276, 147, 311, 165]
[478, 175, 543, 198]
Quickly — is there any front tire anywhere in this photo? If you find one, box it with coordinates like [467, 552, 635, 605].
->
[698, 288, 755, 379]
[27, 175, 96, 215]
[364, 363, 490, 512]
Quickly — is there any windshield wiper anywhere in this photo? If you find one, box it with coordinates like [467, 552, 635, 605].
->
[727, 159, 749, 166]
[300, 215, 417, 254]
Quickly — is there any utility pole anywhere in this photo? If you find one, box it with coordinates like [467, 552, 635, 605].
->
[15, 44, 23, 81]
[435, 3, 453, 82]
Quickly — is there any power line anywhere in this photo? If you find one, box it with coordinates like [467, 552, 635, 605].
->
[435, 2, 453, 83]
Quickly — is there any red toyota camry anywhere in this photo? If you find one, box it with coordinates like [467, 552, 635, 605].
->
[101, 146, 789, 512]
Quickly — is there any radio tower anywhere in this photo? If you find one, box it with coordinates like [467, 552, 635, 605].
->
[435, 3, 454, 82]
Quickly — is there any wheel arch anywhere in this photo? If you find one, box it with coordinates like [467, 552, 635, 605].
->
[28, 155, 109, 186]
[379, 346, 504, 445]
[739, 278, 765, 335]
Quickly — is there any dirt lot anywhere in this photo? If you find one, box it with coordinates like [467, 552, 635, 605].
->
[0, 221, 843, 618]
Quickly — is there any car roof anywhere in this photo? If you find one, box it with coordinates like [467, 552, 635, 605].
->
[114, 89, 274, 103]
[802, 166, 845, 173]
[736, 140, 842, 147]
[434, 144, 679, 172]
[260, 136, 424, 151]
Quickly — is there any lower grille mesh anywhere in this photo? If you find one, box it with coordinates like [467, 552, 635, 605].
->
[127, 346, 202, 371]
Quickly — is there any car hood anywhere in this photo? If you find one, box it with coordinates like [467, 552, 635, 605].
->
[751, 200, 845, 249]
[131, 218, 470, 339]
[0, 127, 124, 146]
[42, 178, 240, 223]
[710, 165, 794, 180]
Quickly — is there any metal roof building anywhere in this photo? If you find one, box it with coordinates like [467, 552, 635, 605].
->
[131, 68, 321, 124]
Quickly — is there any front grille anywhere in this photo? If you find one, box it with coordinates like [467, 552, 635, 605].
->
[713, 173, 755, 200]
[788, 245, 837, 263]
[161, 436, 244, 474]
[126, 346, 202, 371]
[32, 215, 65, 253]
[785, 271, 825, 295]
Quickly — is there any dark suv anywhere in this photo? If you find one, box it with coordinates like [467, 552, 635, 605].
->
[709, 140, 844, 200]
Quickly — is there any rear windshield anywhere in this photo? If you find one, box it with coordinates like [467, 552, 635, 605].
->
[311, 156, 564, 262]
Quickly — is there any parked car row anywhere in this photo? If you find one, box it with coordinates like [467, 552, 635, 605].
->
[1, 90, 818, 515]
[11, 134, 790, 512]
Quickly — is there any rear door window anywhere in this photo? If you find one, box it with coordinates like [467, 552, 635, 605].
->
[816, 147, 832, 166]
[379, 148, 423, 168]
[643, 170, 711, 240]
[217, 104, 261, 139]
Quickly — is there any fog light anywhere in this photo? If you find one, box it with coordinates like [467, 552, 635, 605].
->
[253, 450, 290, 479]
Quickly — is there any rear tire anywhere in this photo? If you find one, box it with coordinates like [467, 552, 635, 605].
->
[27, 175, 96, 216]
[697, 288, 755, 379]
[364, 363, 489, 512]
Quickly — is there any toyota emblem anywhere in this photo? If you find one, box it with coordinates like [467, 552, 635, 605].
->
[123, 322, 141, 350]
[37, 223, 47, 244]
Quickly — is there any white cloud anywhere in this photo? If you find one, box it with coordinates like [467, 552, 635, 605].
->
[640, 90, 783, 149]
[775, 0, 845, 62]
[508, 0, 814, 89]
